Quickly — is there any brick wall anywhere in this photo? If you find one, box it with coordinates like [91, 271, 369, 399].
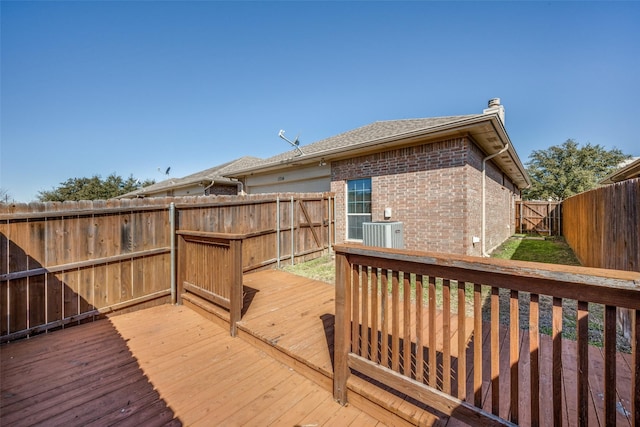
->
[331, 137, 518, 256]
[466, 144, 518, 255]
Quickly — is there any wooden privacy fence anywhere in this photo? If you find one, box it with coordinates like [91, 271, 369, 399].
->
[0, 193, 335, 342]
[562, 178, 639, 273]
[0, 199, 172, 343]
[516, 201, 562, 236]
[176, 193, 335, 271]
[562, 178, 640, 348]
[334, 244, 639, 426]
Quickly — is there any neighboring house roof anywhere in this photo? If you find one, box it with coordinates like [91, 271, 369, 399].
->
[227, 112, 531, 189]
[120, 156, 262, 198]
[599, 157, 640, 185]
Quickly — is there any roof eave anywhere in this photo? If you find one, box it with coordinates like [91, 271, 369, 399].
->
[599, 158, 640, 185]
[227, 116, 484, 176]
[483, 115, 532, 189]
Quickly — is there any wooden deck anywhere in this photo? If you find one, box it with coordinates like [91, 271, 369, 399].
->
[186, 269, 635, 426]
[2, 269, 635, 426]
[0, 304, 380, 426]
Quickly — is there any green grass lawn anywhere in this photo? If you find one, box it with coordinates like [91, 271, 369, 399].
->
[491, 234, 581, 265]
[490, 235, 630, 351]
[281, 254, 335, 284]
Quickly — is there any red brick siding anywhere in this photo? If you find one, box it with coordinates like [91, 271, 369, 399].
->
[466, 143, 520, 255]
[331, 137, 518, 256]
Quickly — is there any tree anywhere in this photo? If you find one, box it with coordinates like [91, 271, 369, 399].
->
[523, 139, 630, 201]
[37, 174, 155, 202]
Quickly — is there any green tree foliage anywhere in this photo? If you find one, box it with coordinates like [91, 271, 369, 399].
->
[38, 174, 155, 202]
[523, 139, 630, 201]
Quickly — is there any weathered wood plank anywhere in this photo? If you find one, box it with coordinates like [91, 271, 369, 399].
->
[428, 274, 437, 388]
[361, 264, 369, 359]
[577, 300, 589, 426]
[552, 296, 564, 427]
[391, 270, 400, 372]
[530, 293, 540, 426]
[509, 290, 519, 424]
[2, 303, 373, 427]
[442, 278, 451, 394]
[457, 281, 467, 400]
[334, 252, 351, 404]
[415, 274, 424, 383]
[403, 273, 411, 377]
[473, 283, 483, 407]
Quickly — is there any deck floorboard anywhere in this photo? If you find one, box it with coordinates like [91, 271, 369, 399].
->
[1, 304, 374, 427]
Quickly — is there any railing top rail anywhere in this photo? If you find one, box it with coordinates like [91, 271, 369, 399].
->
[176, 229, 262, 241]
[0, 204, 170, 221]
[334, 244, 640, 310]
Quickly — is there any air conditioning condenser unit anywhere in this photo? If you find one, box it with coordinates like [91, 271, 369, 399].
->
[362, 221, 404, 249]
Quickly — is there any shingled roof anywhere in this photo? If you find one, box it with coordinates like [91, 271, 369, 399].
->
[233, 115, 480, 170]
[226, 110, 530, 189]
[120, 156, 262, 198]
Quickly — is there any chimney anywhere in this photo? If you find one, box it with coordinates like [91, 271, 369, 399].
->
[483, 98, 505, 125]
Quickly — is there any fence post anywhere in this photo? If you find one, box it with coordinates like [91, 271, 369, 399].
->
[176, 233, 184, 305]
[169, 202, 176, 304]
[334, 249, 351, 404]
[290, 196, 295, 266]
[276, 196, 280, 268]
[327, 195, 332, 254]
[518, 201, 523, 234]
[229, 238, 243, 337]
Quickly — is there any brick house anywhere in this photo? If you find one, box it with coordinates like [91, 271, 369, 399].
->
[228, 99, 530, 256]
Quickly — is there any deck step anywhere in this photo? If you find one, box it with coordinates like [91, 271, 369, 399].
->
[180, 292, 449, 426]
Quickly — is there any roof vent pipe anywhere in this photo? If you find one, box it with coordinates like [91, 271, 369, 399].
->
[488, 98, 501, 108]
[483, 98, 505, 125]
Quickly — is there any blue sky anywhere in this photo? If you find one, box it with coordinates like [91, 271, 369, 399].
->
[2, 1, 639, 202]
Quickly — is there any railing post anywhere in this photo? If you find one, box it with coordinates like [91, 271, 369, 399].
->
[229, 238, 243, 337]
[334, 250, 351, 404]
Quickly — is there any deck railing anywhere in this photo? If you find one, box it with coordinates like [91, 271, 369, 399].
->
[176, 231, 244, 336]
[333, 244, 639, 426]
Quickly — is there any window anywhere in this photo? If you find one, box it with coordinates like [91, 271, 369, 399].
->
[347, 178, 372, 240]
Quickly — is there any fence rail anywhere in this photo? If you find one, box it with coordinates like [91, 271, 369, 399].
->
[0, 193, 334, 341]
[334, 244, 639, 426]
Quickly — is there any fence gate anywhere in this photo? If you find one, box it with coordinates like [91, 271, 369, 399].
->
[516, 201, 562, 236]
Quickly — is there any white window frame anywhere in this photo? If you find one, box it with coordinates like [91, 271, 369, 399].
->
[346, 178, 372, 241]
